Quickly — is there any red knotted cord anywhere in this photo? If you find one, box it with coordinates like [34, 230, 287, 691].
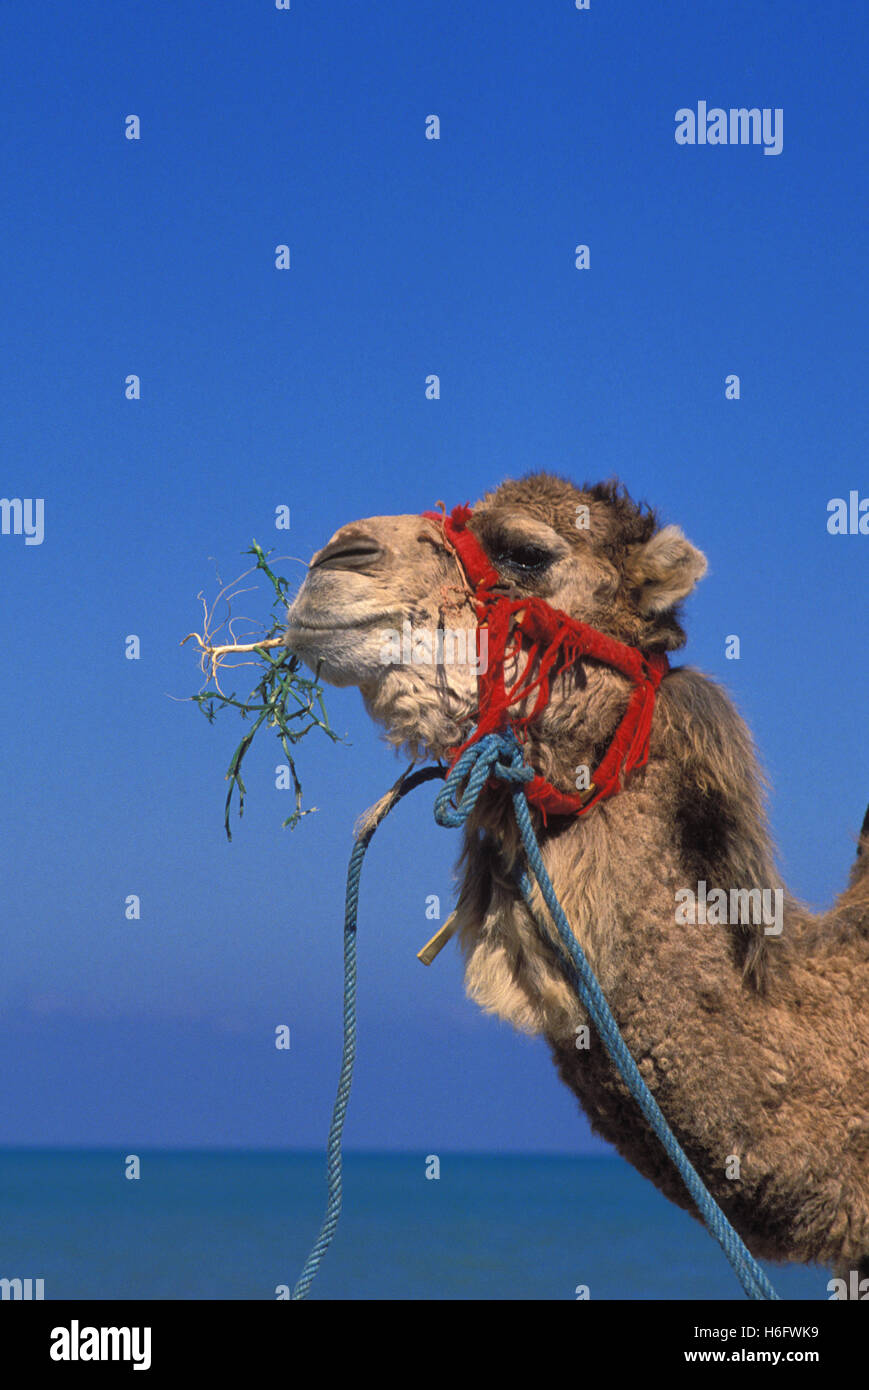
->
[422, 504, 669, 822]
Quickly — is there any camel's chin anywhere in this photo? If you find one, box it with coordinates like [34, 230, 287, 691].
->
[284, 622, 392, 689]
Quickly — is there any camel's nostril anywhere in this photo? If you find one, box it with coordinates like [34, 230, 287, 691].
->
[309, 534, 384, 573]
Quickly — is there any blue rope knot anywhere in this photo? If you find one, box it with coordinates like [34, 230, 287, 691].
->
[292, 724, 780, 1302]
[433, 729, 534, 829]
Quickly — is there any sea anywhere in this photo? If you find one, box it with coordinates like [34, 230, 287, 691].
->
[0, 1150, 832, 1301]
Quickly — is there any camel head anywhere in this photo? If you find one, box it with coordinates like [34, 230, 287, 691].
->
[285, 473, 707, 766]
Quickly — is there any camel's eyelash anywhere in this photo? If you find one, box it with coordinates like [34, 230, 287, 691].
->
[489, 541, 554, 575]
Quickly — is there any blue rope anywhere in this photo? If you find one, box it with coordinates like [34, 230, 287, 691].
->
[289, 835, 360, 1299]
[290, 766, 442, 1299]
[293, 730, 779, 1300]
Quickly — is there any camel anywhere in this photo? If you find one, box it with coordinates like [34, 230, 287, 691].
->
[284, 472, 869, 1280]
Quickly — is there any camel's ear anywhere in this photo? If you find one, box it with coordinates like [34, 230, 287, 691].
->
[626, 525, 707, 614]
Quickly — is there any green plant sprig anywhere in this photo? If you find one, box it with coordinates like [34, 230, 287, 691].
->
[182, 540, 341, 839]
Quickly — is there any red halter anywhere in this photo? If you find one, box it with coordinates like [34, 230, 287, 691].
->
[422, 503, 669, 822]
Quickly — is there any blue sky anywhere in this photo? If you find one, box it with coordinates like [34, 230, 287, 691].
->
[0, 2, 866, 1151]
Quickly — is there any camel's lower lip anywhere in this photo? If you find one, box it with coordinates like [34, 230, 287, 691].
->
[287, 614, 393, 634]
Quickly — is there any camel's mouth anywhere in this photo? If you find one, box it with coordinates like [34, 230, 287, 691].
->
[284, 603, 416, 690]
[286, 613, 397, 636]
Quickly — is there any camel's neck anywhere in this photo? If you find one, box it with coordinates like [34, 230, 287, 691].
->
[600, 665, 796, 980]
[457, 664, 791, 1040]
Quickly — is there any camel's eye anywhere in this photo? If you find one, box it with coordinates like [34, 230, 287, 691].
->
[490, 541, 554, 577]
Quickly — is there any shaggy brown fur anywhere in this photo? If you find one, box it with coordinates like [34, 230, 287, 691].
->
[284, 472, 869, 1274]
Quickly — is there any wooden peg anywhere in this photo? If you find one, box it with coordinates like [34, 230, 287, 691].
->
[417, 911, 459, 965]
